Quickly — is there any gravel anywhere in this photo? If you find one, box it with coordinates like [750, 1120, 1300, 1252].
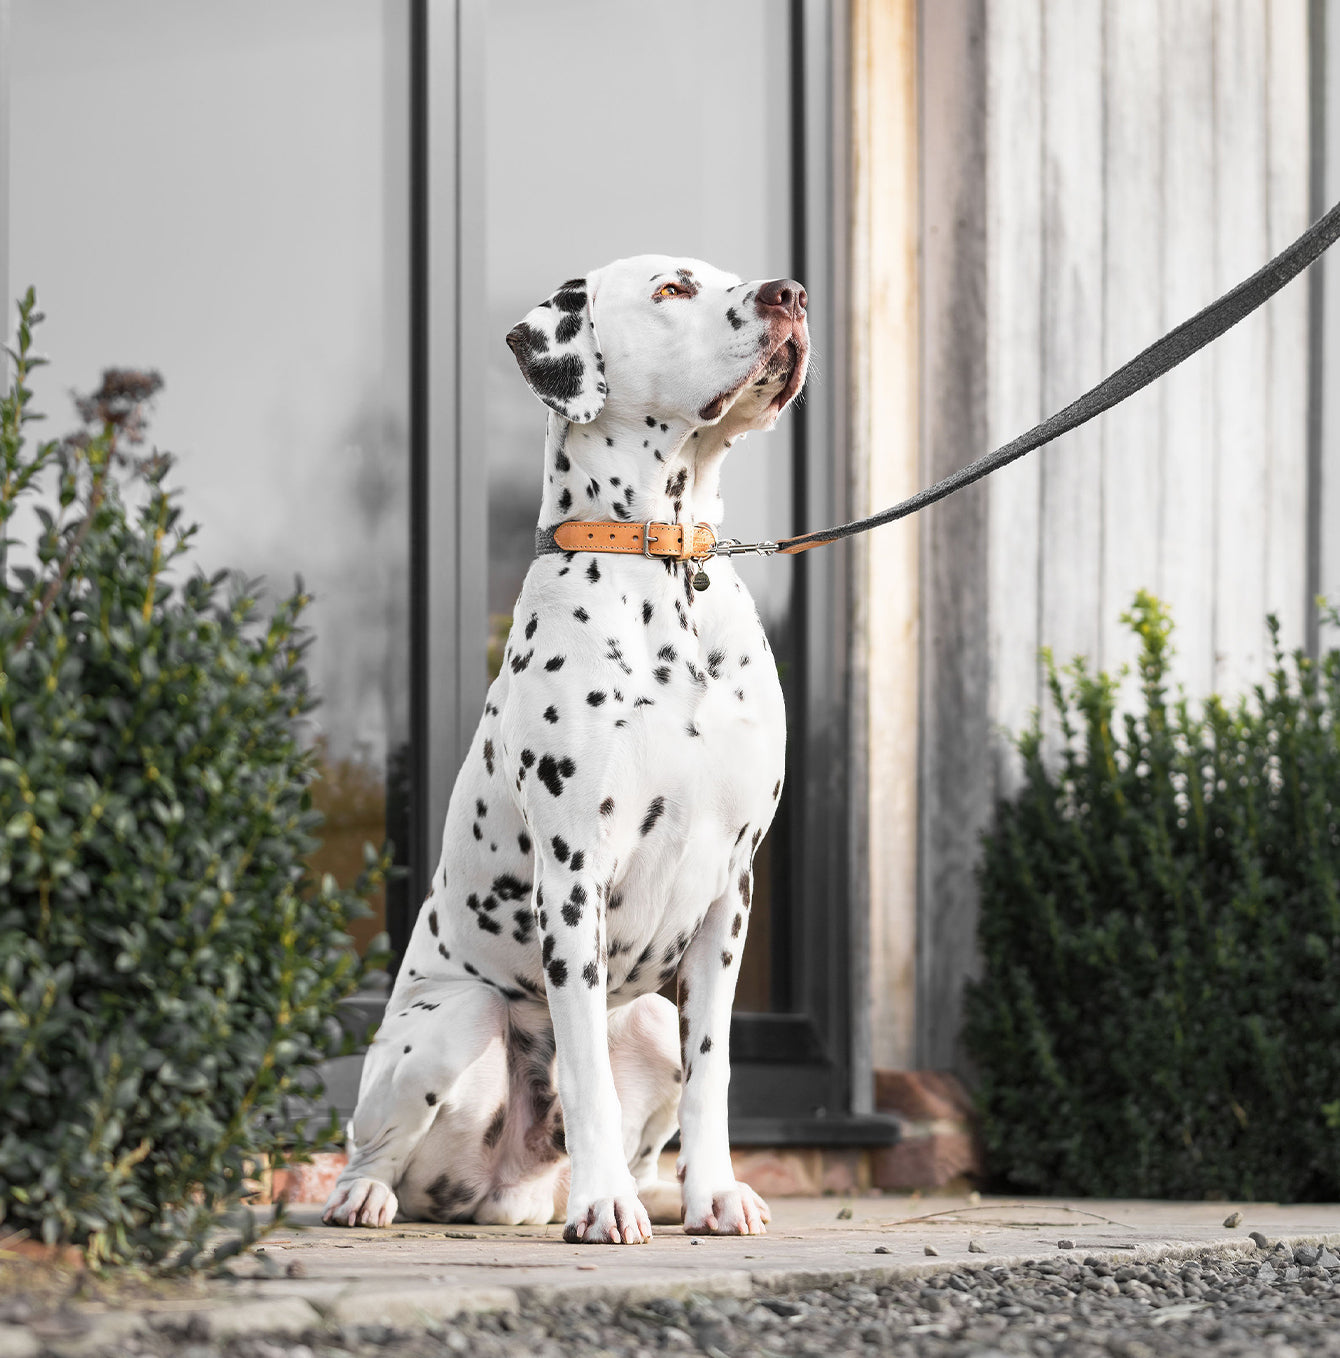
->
[19, 1242, 1340, 1357]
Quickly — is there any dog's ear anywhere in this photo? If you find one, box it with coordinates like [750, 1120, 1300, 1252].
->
[505, 277, 607, 424]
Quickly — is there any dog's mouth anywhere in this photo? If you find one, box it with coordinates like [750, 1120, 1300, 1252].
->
[697, 325, 810, 424]
[761, 337, 799, 383]
[760, 329, 809, 411]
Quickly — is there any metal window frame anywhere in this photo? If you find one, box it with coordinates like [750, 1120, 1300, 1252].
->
[395, 0, 889, 1143]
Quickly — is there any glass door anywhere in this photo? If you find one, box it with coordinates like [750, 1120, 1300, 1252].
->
[5, 0, 416, 1053]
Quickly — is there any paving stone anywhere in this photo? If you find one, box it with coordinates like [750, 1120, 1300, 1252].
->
[327, 1285, 518, 1328]
[0, 1326, 38, 1358]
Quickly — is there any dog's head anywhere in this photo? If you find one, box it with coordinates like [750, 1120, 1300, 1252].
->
[506, 255, 809, 434]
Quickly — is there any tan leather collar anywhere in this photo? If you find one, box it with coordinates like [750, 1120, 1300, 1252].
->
[544, 520, 718, 562]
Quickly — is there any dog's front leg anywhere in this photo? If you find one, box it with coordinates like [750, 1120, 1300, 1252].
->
[540, 868, 652, 1244]
[675, 868, 770, 1235]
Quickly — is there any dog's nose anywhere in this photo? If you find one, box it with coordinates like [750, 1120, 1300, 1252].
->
[756, 278, 807, 318]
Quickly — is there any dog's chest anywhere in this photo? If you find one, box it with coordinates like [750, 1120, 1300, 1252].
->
[502, 556, 784, 977]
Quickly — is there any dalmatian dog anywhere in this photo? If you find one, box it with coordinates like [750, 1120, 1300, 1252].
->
[322, 255, 809, 1243]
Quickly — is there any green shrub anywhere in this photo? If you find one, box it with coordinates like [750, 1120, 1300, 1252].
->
[0, 292, 388, 1265]
[965, 590, 1340, 1201]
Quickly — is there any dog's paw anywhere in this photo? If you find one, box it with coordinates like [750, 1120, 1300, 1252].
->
[322, 1176, 399, 1228]
[682, 1179, 770, 1235]
[563, 1191, 652, 1244]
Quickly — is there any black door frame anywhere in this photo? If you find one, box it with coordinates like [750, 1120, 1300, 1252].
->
[397, 0, 894, 1145]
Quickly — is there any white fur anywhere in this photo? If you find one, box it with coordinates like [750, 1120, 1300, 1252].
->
[323, 255, 809, 1243]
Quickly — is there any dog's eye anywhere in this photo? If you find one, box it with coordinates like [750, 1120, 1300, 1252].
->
[656, 283, 683, 298]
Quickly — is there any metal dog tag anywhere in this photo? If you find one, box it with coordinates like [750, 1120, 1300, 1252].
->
[691, 566, 711, 591]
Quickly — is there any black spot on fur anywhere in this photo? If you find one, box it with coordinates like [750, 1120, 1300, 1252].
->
[726, 305, 744, 330]
[700, 1035, 713, 1053]
[642, 601, 654, 624]
[547, 958, 568, 988]
[483, 1104, 507, 1149]
[510, 648, 533, 673]
[545, 655, 566, 671]
[640, 796, 666, 836]
[731, 912, 743, 938]
[654, 666, 671, 684]
[506, 321, 547, 357]
[582, 960, 599, 988]
[721, 950, 734, 968]
[521, 749, 536, 768]
[555, 311, 582, 344]
[551, 835, 570, 864]
[487, 875, 526, 903]
[569, 850, 585, 872]
[483, 739, 495, 775]
[518, 831, 532, 854]
[599, 796, 615, 816]
[428, 909, 439, 936]
[555, 449, 571, 472]
[537, 754, 577, 797]
[586, 558, 600, 583]
[544, 704, 559, 724]
[739, 872, 752, 908]
[425, 1092, 437, 1106]
[574, 607, 589, 623]
[557, 487, 572, 513]
[519, 352, 586, 405]
[772, 780, 781, 799]
[587, 690, 606, 707]
[553, 286, 586, 313]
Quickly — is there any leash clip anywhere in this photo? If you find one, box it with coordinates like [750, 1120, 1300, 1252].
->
[709, 538, 780, 558]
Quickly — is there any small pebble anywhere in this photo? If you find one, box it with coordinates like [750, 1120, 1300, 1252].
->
[1223, 1210, 1244, 1228]
[1249, 1231, 1271, 1250]
[874, 1245, 891, 1254]
[1057, 1239, 1075, 1249]
[836, 1205, 853, 1220]
[924, 1244, 939, 1256]
[968, 1240, 987, 1253]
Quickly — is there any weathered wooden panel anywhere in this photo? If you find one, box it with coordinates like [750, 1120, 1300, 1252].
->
[1100, 0, 1165, 681]
[985, 0, 1043, 786]
[1158, 0, 1218, 697]
[918, 0, 1313, 1076]
[851, 0, 921, 1072]
[1037, 0, 1105, 700]
[1265, 0, 1310, 655]
[1212, 0, 1272, 695]
[916, 0, 991, 1072]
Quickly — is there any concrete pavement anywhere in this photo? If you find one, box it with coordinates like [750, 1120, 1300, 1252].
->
[6, 1194, 1340, 1354]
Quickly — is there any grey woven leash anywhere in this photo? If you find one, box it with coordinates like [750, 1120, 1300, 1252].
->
[713, 199, 1340, 559]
